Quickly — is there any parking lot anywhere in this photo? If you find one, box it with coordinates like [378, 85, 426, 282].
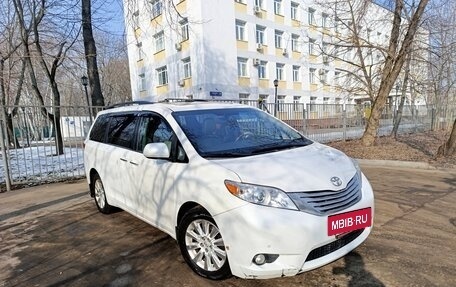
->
[1, 165, 455, 287]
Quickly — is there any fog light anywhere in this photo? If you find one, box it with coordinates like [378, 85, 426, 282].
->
[253, 254, 266, 265]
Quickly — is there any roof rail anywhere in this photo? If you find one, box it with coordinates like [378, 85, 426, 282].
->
[105, 101, 154, 110]
[161, 98, 209, 103]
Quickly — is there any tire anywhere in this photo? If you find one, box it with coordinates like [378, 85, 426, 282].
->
[178, 207, 231, 280]
[92, 174, 113, 214]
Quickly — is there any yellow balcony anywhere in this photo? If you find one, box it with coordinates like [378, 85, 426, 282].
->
[154, 50, 166, 62]
[291, 19, 301, 27]
[292, 51, 301, 60]
[237, 40, 248, 50]
[184, 78, 192, 87]
[310, 84, 318, 91]
[136, 59, 144, 68]
[156, 84, 169, 95]
[134, 28, 141, 39]
[309, 55, 318, 64]
[323, 85, 330, 92]
[181, 39, 190, 51]
[151, 14, 163, 28]
[293, 82, 302, 90]
[235, 1, 247, 13]
[278, 80, 286, 89]
[259, 79, 269, 88]
[139, 90, 148, 98]
[176, 0, 186, 13]
[275, 48, 285, 57]
[274, 14, 284, 24]
[238, 77, 250, 87]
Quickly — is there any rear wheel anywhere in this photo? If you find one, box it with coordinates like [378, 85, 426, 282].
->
[178, 208, 231, 280]
[92, 174, 113, 214]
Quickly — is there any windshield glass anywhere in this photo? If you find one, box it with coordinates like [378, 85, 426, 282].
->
[172, 107, 312, 158]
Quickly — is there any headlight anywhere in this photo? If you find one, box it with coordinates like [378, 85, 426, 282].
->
[351, 158, 363, 188]
[224, 180, 298, 210]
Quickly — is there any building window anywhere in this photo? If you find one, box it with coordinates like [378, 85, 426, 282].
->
[151, 0, 162, 18]
[308, 38, 316, 55]
[291, 34, 299, 51]
[133, 10, 140, 28]
[180, 18, 189, 41]
[334, 71, 341, 86]
[274, 0, 282, 15]
[235, 0, 245, 3]
[136, 42, 144, 60]
[322, 13, 328, 28]
[308, 8, 316, 25]
[182, 57, 191, 78]
[322, 42, 329, 55]
[276, 63, 284, 80]
[293, 96, 301, 111]
[139, 69, 146, 91]
[291, 2, 299, 20]
[256, 25, 265, 44]
[254, 0, 263, 8]
[274, 30, 283, 48]
[310, 96, 317, 111]
[157, 66, 168, 85]
[292, 65, 300, 82]
[320, 69, 328, 84]
[237, 57, 248, 77]
[154, 31, 165, 52]
[309, 68, 316, 84]
[235, 20, 246, 41]
[239, 93, 250, 104]
[258, 61, 267, 79]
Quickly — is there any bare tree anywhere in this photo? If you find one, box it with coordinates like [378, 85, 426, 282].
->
[13, 0, 80, 155]
[361, 0, 430, 146]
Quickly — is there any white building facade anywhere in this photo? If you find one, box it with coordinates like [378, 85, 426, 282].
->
[123, 0, 427, 106]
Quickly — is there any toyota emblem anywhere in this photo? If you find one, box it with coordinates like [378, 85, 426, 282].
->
[330, 176, 343, 187]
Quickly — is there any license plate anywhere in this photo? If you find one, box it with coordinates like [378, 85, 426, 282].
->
[327, 208, 372, 236]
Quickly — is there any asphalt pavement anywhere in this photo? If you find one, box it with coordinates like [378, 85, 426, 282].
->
[0, 164, 455, 287]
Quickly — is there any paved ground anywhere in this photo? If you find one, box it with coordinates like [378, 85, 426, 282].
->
[0, 166, 455, 287]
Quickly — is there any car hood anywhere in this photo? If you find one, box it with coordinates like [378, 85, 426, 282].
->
[212, 142, 357, 192]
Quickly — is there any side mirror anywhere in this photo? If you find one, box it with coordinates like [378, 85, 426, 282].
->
[143, 142, 170, 159]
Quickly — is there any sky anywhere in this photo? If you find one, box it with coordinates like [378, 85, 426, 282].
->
[92, 0, 126, 37]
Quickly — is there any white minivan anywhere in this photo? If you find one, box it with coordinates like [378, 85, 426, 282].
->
[84, 101, 374, 280]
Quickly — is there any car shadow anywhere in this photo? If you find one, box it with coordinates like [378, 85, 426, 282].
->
[333, 251, 384, 287]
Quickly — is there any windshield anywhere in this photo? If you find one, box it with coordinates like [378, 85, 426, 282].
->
[172, 107, 312, 158]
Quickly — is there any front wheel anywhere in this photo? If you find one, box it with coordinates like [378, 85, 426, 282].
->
[178, 208, 231, 280]
[92, 174, 113, 214]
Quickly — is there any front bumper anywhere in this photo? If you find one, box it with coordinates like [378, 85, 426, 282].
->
[213, 174, 374, 279]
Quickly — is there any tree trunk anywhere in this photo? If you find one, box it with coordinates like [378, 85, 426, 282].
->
[361, 0, 429, 146]
[437, 119, 456, 156]
[82, 0, 105, 108]
[391, 52, 412, 139]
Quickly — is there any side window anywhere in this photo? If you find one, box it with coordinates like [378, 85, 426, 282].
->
[137, 115, 188, 162]
[137, 116, 173, 152]
[89, 115, 109, 142]
[107, 114, 139, 149]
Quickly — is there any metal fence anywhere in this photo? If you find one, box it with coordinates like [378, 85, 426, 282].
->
[0, 102, 454, 191]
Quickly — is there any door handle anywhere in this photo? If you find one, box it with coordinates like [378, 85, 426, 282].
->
[130, 161, 139, 166]
[120, 158, 127, 162]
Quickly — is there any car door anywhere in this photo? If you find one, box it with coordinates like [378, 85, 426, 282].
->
[126, 113, 187, 234]
[105, 113, 141, 210]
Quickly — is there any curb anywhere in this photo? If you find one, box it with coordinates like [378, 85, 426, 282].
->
[355, 158, 456, 172]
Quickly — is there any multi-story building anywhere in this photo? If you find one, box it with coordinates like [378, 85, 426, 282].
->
[123, 0, 427, 106]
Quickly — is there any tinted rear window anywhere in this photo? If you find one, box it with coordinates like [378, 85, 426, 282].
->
[89, 115, 109, 142]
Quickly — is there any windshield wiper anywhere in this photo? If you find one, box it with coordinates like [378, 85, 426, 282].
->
[251, 138, 311, 154]
[202, 151, 250, 158]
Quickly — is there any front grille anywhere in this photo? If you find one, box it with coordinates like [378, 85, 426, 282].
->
[288, 173, 362, 216]
[305, 228, 364, 262]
